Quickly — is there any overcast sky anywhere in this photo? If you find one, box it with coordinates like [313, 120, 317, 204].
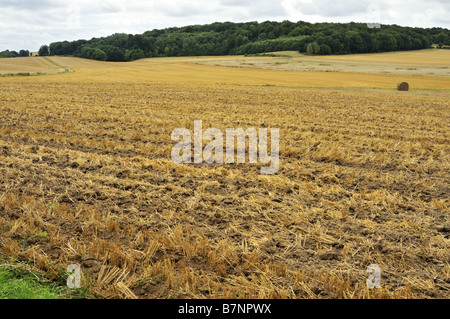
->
[0, 0, 449, 51]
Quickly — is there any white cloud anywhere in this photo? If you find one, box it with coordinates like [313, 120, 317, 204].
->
[412, 8, 450, 28]
[0, 0, 448, 51]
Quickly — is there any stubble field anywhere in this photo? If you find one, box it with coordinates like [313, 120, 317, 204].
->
[0, 50, 449, 299]
[0, 56, 68, 76]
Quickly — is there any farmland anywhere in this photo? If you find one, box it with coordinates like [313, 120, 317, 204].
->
[0, 50, 449, 299]
[197, 49, 450, 78]
[0, 57, 68, 76]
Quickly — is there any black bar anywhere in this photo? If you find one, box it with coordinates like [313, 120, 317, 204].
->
[0, 298, 447, 317]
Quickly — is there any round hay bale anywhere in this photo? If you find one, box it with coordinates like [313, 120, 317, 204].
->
[397, 82, 409, 91]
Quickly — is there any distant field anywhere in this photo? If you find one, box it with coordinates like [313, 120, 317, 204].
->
[0, 50, 449, 299]
[196, 49, 450, 79]
[2, 51, 449, 90]
[0, 57, 67, 76]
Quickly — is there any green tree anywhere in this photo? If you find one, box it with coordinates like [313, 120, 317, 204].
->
[344, 31, 364, 53]
[319, 44, 332, 55]
[38, 45, 49, 56]
[93, 48, 107, 61]
[306, 42, 320, 55]
[377, 33, 397, 52]
[19, 50, 30, 57]
[125, 48, 145, 61]
[34, 20, 443, 61]
[100, 45, 125, 61]
[0, 50, 19, 58]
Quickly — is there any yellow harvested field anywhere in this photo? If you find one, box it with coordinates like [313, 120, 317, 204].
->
[10, 52, 445, 89]
[301, 49, 450, 65]
[0, 50, 449, 299]
[196, 49, 450, 81]
[0, 57, 67, 75]
[3, 50, 449, 89]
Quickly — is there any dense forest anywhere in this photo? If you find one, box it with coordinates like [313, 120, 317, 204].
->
[3, 21, 450, 61]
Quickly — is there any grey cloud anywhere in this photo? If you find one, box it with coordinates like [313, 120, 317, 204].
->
[219, 0, 286, 19]
[151, 1, 211, 18]
[0, 0, 449, 52]
[293, 0, 375, 17]
[160, 6, 204, 17]
[0, 0, 64, 11]
[219, 0, 243, 6]
[97, 1, 128, 14]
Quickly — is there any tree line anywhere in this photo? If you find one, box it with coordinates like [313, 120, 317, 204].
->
[0, 49, 30, 58]
[4, 21, 450, 61]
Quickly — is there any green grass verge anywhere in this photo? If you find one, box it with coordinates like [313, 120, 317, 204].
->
[0, 263, 74, 299]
